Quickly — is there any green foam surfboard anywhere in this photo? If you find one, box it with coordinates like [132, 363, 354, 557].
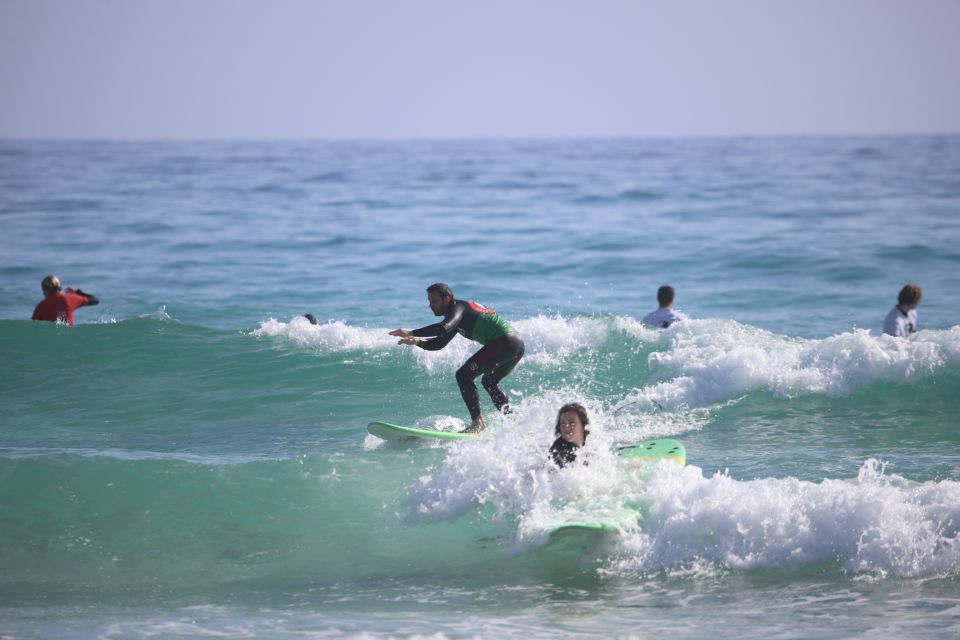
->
[367, 421, 478, 442]
[547, 438, 685, 542]
[618, 438, 686, 466]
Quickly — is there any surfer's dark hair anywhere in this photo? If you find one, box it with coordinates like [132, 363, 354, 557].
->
[898, 284, 922, 307]
[657, 285, 675, 306]
[555, 403, 590, 438]
[427, 283, 454, 300]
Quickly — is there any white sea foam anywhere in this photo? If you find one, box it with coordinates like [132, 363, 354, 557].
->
[253, 316, 960, 414]
[610, 459, 960, 578]
[404, 410, 960, 577]
[614, 321, 960, 413]
[251, 314, 618, 369]
[410, 314, 614, 373]
[401, 395, 708, 556]
[252, 316, 397, 351]
[402, 390, 621, 527]
[513, 314, 614, 366]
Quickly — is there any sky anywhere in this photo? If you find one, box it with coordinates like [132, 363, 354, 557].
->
[1, 0, 959, 140]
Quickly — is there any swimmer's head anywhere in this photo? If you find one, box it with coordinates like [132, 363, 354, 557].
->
[657, 285, 675, 307]
[41, 275, 62, 295]
[304, 313, 318, 325]
[897, 284, 922, 309]
[554, 402, 590, 440]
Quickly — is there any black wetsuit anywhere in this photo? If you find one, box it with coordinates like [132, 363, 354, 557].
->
[549, 437, 581, 468]
[411, 299, 524, 420]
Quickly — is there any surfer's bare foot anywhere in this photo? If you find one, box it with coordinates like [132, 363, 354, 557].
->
[459, 418, 485, 434]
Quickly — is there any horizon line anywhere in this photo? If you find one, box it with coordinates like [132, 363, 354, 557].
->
[2, 130, 959, 144]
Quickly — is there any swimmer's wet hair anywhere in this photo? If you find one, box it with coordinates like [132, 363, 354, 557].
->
[657, 285, 675, 306]
[41, 275, 61, 293]
[898, 284, 922, 306]
[555, 402, 591, 438]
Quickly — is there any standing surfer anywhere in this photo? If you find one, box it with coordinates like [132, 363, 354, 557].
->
[390, 283, 524, 433]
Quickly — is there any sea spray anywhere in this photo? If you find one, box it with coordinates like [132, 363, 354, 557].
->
[614, 322, 960, 412]
[609, 459, 960, 578]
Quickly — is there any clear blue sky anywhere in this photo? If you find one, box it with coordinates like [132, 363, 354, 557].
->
[1, 0, 958, 139]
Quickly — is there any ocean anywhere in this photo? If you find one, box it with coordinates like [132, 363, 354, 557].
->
[1, 136, 958, 639]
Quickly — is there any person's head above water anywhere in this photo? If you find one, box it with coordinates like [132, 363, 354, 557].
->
[426, 282, 454, 316]
[897, 284, 922, 310]
[41, 274, 62, 296]
[657, 285, 675, 308]
[554, 402, 590, 447]
[303, 313, 318, 325]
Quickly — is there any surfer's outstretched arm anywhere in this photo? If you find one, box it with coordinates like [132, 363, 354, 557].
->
[414, 332, 455, 350]
[410, 302, 464, 340]
[391, 331, 456, 350]
[391, 300, 463, 349]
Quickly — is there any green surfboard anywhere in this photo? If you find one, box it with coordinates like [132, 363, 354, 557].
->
[547, 438, 685, 542]
[367, 421, 478, 442]
[617, 438, 686, 466]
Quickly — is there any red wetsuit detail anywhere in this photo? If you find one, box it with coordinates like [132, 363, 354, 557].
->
[32, 292, 93, 325]
[467, 301, 496, 315]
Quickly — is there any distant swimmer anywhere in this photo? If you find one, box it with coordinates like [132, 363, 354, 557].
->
[31, 275, 99, 326]
[549, 403, 590, 468]
[304, 313, 318, 325]
[390, 283, 524, 433]
[641, 285, 689, 329]
[883, 284, 922, 337]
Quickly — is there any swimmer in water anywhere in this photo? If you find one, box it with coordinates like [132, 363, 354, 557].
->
[549, 402, 590, 468]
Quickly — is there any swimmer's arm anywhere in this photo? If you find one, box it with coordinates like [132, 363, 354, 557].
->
[67, 287, 99, 306]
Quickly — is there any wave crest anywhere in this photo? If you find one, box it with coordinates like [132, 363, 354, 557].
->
[616, 322, 960, 412]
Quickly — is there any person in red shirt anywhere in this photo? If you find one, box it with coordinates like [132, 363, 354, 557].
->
[31, 275, 99, 325]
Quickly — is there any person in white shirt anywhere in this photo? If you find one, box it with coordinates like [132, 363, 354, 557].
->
[883, 284, 922, 337]
[642, 285, 689, 328]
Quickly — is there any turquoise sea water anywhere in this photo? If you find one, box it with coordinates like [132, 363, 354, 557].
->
[1, 136, 959, 638]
